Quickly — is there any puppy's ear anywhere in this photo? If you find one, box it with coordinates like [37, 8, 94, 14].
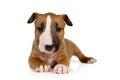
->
[62, 14, 73, 26]
[27, 12, 38, 23]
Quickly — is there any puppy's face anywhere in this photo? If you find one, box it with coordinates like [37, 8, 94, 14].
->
[27, 12, 72, 54]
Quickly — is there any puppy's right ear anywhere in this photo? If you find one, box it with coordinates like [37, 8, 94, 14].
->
[27, 12, 38, 23]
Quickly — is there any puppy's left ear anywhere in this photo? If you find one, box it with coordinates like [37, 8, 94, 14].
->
[27, 12, 38, 24]
[62, 14, 73, 26]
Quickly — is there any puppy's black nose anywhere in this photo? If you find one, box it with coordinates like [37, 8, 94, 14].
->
[45, 44, 54, 51]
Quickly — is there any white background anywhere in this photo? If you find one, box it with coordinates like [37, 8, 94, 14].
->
[0, 0, 120, 80]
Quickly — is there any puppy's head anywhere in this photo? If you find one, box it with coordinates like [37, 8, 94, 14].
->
[27, 12, 73, 54]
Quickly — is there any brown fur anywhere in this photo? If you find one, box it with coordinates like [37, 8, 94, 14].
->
[27, 12, 96, 73]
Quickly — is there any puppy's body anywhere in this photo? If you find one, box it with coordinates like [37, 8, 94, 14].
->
[27, 12, 96, 74]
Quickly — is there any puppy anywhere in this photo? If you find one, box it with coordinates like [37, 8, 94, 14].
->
[27, 12, 96, 74]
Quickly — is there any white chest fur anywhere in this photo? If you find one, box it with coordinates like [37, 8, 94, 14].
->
[39, 56, 54, 66]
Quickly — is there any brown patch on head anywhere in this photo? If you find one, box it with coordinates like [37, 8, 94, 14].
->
[27, 12, 48, 44]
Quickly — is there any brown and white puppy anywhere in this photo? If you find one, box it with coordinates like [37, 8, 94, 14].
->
[27, 12, 96, 74]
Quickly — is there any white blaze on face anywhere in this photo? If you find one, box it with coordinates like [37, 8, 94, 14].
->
[38, 15, 54, 54]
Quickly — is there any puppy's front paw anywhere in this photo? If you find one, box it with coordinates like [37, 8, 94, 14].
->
[53, 64, 69, 74]
[35, 65, 51, 72]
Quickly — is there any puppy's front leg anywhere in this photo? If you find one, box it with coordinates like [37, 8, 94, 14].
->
[53, 54, 70, 74]
[28, 57, 51, 72]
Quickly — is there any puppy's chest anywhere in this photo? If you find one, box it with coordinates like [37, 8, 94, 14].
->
[39, 56, 56, 67]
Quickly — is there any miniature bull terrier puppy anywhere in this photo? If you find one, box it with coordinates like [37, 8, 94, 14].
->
[27, 12, 97, 74]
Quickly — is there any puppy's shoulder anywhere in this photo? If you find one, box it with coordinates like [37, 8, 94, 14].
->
[64, 38, 76, 46]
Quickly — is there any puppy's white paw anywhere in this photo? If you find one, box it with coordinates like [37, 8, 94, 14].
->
[35, 65, 51, 72]
[53, 64, 69, 74]
[87, 58, 97, 64]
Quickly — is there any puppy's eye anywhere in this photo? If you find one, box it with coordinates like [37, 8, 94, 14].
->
[37, 23, 44, 32]
[56, 26, 61, 32]
[55, 24, 61, 32]
[37, 26, 44, 32]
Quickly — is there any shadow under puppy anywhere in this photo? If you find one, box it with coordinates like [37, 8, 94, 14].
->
[27, 12, 97, 74]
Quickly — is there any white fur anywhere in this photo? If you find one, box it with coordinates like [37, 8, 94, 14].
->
[87, 58, 97, 64]
[38, 15, 54, 54]
[53, 64, 69, 74]
[47, 59, 54, 65]
[35, 65, 51, 72]
[39, 56, 54, 66]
